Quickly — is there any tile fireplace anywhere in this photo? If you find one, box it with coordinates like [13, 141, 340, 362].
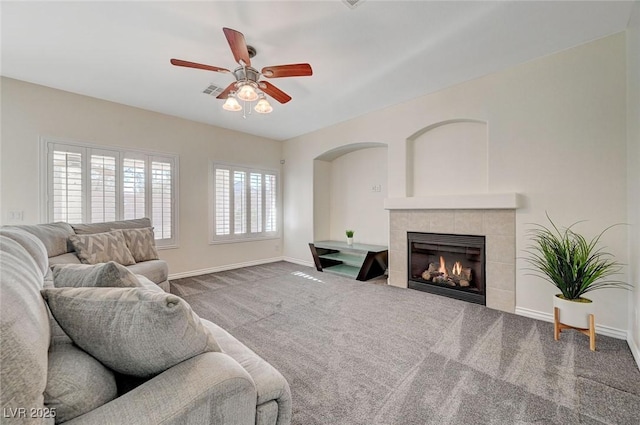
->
[385, 196, 519, 313]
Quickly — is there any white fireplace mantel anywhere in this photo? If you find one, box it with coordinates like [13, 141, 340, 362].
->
[384, 193, 522, 210]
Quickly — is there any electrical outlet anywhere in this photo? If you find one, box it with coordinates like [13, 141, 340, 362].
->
[8, 210, 24, 221]
[371, 185, 382, 193]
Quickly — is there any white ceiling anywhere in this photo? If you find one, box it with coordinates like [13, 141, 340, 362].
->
[1, 1, 634, 141]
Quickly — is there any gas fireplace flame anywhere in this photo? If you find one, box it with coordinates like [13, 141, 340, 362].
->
[452, 261, 463, 276]
[421, 256, 472, 288]
[438, 256, 447, 277]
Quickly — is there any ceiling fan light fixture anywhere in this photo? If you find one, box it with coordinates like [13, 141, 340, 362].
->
[222, 93, 242, 111]
[236, 82, 258, 102]
[254, 96, 273, 114]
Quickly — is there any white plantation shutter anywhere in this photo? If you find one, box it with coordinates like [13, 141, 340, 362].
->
[90, 154, 117, 223]
[234, 171, 247, 234]
[152, 160, 173, 240]
[250, 173, 263, 233]
[52, 149, 84, 223]
[265, 173, 277, 233]
[122, 158, 146, 220]
[211, 163, 279, 242]
[215, 169, 230, 236]
[44, 140, 178, 247]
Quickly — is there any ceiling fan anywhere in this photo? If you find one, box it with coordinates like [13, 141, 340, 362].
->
[170, 27, 313, 114]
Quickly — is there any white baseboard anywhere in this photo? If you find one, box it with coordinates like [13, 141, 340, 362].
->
[282, 256, 315, 268]
[168, 257, 284, 280]
[628, 333, 640, 370]
[515, 306, 628, 340]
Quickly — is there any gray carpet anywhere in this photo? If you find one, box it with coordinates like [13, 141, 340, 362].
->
[171, 261, 640, 425]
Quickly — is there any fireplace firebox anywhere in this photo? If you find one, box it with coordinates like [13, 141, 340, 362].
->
[408, 232, 486, 305]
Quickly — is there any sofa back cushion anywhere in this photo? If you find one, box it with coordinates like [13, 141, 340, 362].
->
[0, 228, 49, 275]
[41, 287, 221, 378]
[71, 218, 152, 235]
[4, 222, 74, 258]
[0, 235, 51, 424]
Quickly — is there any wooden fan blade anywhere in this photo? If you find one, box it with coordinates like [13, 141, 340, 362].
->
[223, 27, 251, 66]
[259, 81, 292, 104]
[216, 82, 237, 99]
[261, 63, 313, 78]
[170, 59, 230, 73]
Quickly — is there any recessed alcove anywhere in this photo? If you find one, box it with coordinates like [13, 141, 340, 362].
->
[313, 143, 388, 246]
[406, 119, 488, 197]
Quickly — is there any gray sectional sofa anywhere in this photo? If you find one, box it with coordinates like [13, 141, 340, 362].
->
[6, 218, 170, 292]
[0, 220, 291, 425]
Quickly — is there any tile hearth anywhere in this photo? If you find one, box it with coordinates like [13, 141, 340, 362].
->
[388, 209, 516, 313]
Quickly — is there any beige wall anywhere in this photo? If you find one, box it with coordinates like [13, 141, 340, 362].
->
[283, 33, 630, 332]
[328, 147, 388, 246]
[627, 1, 640, 364]
[0, 77, 283, 276]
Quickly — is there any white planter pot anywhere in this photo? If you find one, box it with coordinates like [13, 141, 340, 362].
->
[553, 294, 593, 329]
[347, 237, 353, 246]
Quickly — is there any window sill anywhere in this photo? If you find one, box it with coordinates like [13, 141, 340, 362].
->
[209, 236, 281, 245]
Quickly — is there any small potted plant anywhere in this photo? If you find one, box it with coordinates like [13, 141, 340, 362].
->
[345, 230, 354, 246]
[524, 214, 629, 328]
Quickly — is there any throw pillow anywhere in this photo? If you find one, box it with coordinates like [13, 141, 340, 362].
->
[52, 261, 141, 288]
[41, 287, 221, 377]
[116, 227, 159, 262]
[45, 343, 117, 423]
[68, 230, 136, 266]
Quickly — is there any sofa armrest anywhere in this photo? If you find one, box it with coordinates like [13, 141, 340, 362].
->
[66, 352, 257, 425]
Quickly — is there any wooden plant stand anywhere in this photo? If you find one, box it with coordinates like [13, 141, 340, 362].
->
[553, 307, 596, 351]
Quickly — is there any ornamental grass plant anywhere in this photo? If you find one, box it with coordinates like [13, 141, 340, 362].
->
[524, 214, 629, 300]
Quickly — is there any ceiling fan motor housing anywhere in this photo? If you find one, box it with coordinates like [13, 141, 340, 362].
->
[233, 66, 260, 85]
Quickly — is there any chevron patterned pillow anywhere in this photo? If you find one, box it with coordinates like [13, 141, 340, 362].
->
[117, 227, 159, 263]
[69, 230, 136, 266]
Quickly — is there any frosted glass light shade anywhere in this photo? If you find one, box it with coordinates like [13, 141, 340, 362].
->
[254, 97, 273, 114]
[237, 84, 258, 102]
[222, 95, 242, 111]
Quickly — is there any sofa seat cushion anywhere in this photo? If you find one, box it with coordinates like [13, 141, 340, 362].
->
[202, 320, 292, 412]
[0, 235, 51, 424]
[52, 262, 140, 288]
[42, 287, 221, 377]
[126, 259, 168, 284]
[68, 230, 136, 266]
[48, 253, 82, 268]
[45, 343, 117, 423]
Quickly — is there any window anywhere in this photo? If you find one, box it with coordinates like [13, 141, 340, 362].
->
[210, 162, 279, 242]
[43, 139, 178, 247]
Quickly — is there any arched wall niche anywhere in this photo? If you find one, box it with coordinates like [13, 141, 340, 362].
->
[313, 142, 389, 245]
[406, 119, 488, 197]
